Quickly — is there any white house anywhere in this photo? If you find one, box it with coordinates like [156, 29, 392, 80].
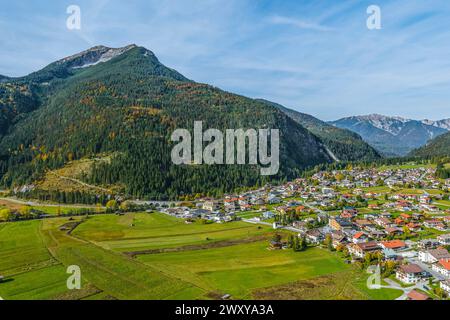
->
[396, 264, 425, 284]
[352, 232, 369, 244]
[418, 248, 450, 264]
[440, 280, 450, 294]
[437, 234, 450, 246]
[432, 259, 450, 278]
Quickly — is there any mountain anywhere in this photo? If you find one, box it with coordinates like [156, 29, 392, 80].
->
[257, 100, 381, 161]
[411, 131, 450, 157]
[330, 114, 448, 156]
[422, 119, 450, 131]
[0, 45, 333, 200]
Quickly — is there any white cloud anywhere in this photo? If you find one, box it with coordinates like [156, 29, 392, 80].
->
[268, 15, 333, 32]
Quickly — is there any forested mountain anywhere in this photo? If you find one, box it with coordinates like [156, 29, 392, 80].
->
[258, 100, 381, 161]
[330, 114, 448, 156]
[0, 45, 333, 200]
[411, 131, 450, 158]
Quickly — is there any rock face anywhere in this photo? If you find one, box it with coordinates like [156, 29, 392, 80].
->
[330, 114, 448, 156]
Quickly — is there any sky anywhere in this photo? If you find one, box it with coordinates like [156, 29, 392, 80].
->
[1, 0, 450, 121]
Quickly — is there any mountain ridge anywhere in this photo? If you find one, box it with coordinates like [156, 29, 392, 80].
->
[330, 114, 448, 156]
[256, 100, 381, 161]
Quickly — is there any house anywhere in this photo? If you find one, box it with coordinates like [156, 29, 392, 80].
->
[292, 220, 308, 232]
[407, 290, 431, 301]
[418, 239, 440, 250]
[348, 241, 380, 259]
[203, 200, 220, 211]
[224, 198, 237, 212]
[305, 229, 324, 244]
[342, 206, 358, 217]
[374, 217, 392, 228]
[406, 222, 421, 232]
[354, 219, 374, 230]
[352, 231, 369, 244]
[322, 187, 334, 194]
[440, 280, 450, 294]
[396, 264, 426, 284]
[269, 240, 282, 250]
[267, 195, 281, 204]
[418, 248, 450, 264]
[331, 231, 347, 248]
[262, 211, 275, 220]
[437, 234, 450, 246]
[380, 240, 407, 251]
[432, 259, 450, 278]
[384, 227, 404, 236]
[424, 219, 447, 231]
[329, 217, 353, 231]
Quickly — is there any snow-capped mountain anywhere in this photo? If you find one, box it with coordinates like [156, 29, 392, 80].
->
[329, 114, 449, 156]
[57, 44, 138, 69]
[422, 118, 450, 130]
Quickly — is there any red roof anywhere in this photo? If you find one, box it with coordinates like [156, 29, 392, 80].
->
[382, 240, 406, 249]
[438, 259, 450, 271]
[353, 232, 366, 239]
[407, 290, 430, 301]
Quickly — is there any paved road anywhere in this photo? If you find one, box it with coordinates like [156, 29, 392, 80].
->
[407, 257, 447, 281]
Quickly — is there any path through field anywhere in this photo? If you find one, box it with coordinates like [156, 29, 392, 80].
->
[0, 197, 103, 209]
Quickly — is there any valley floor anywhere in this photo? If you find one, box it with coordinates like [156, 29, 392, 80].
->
[0, 212, 402, 300]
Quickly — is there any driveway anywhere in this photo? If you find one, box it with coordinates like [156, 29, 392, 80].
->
[380, 278, 428, 300]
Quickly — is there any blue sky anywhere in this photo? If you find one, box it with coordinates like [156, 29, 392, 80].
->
[1, 0, 450, 121]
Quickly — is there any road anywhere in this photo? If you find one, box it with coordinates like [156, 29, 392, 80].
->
[242, 218, 303, 233]
[48, 171, 111, 193]
[130, 200, 186, 207]
[407, 257, 447, 281]
[0, 197, 104, 209]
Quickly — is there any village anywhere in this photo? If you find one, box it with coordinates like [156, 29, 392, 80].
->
[161, 164, 450, 300]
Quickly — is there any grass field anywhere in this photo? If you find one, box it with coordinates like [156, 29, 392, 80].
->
[137, 241, 349, 298]
[73, 212, 272, 252]
[0, 212, 403, 300]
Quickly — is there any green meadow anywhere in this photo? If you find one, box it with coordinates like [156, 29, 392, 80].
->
[0, 212, 403, 300]
[72, 212, 271, 252]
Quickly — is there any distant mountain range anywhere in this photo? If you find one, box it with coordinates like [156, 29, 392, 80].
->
[330, 114, 449, 156]
[257, 100, 381, 161]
